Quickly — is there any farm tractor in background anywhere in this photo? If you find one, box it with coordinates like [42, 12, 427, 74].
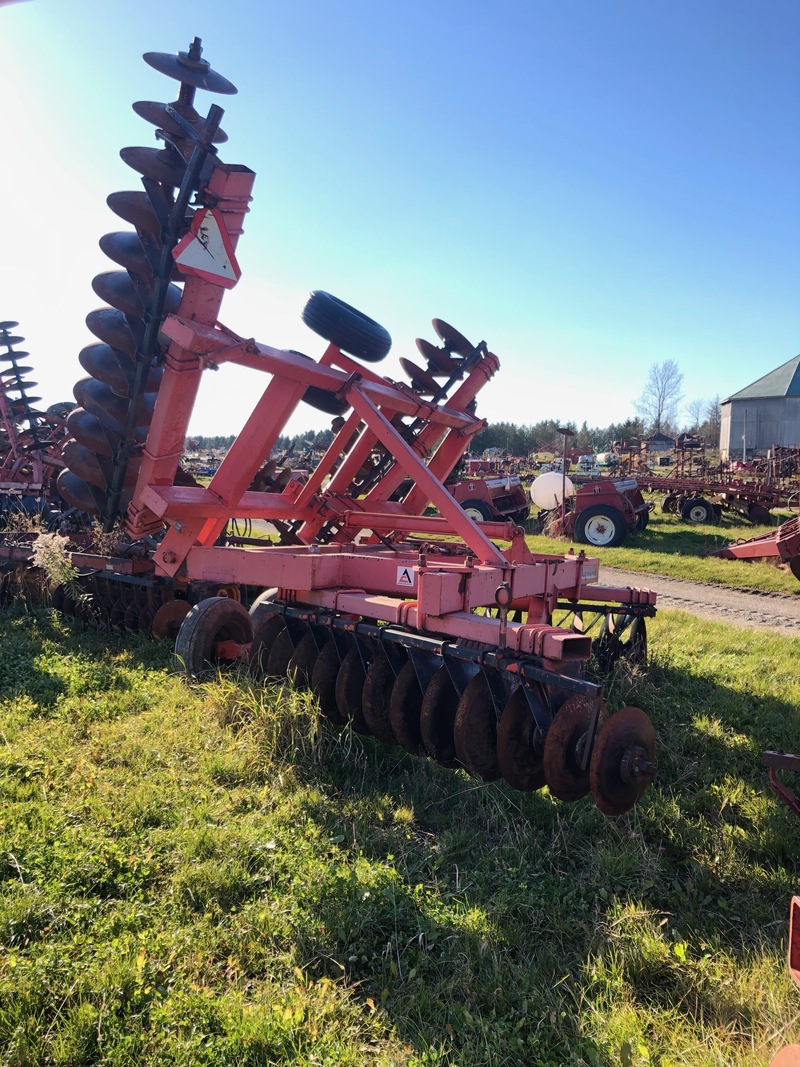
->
[0, 37, 662, 817]
[530, 471, 651, 548]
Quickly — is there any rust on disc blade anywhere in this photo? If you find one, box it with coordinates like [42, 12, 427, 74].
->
[431, 318, 475, 358]
[67, 408, 116, 457]
[361, 654, 398, 745]
[311, 639, 348, 725]
[99, 232, 155, 280]
[151, 598, 191, 641]
[420, 665, 459, 766]
[266, 627, 295, 678]
[143, 50, 238, 94]
[399, 357, 439, 396]
[542, 695, 598, 802]
[334, 646, 370, 733]
[248, 615, 285, 679]
[123, 601, 140, 634]
[106, 191, 162, 238]
[132, 100, 228, 144]
[496, 687, 546, 792]
[120, 146, 187, 187]
[389, 660, 426, 755]
[453, 672, 501, 781]
[287, 629, 318, 689]
[589, 706, 656, 816]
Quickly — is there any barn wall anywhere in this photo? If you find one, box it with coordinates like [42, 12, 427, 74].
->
[720, 398, 800, 460]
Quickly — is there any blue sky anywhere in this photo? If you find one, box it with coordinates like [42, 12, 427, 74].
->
[1, 0, 798, 438]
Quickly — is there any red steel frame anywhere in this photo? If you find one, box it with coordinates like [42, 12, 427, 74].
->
[122, 162, 656, 671]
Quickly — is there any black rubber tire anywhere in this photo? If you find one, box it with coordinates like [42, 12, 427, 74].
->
[574, 504, 627, 547]
[174, 597, 253, 677]
[301, 290, 391, 363]
[661, 494, 679, 514]
[680, 497, 715, 523]
[460, 498, 493, 522]
[634, 509, 649, 533]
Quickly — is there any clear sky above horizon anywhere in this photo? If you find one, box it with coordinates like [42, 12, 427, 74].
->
[1, 0, 798, 440]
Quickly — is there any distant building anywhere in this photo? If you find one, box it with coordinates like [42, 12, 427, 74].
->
[720, 355, 800, 460]
[644, 432, 674, 451]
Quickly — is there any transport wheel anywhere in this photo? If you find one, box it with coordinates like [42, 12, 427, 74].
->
[335, 646, 370, 733]
[361, 654, 398, 745]
[311, 639, 348, 725]
[301, 290, 391, 363]
[287, 629, 319, 689]
[496, 687, 546, 792]
[453, 672, 501, 781]
[542, 696, 604, 801]
[248, 614, 285, 679]
[747, 504, 772, 525]
[661, 493, 678, 514]
[420, 665, 460, 767]
[389, 660, 427, 755]
[680, 497, 715, 523]
[574, 505, 627, 547]
[460, 498, 493, 522]
[589, 707, 656, 815]
[174, 597, 253, 677]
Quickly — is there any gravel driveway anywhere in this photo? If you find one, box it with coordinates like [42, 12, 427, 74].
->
[600, 566, 800, 638]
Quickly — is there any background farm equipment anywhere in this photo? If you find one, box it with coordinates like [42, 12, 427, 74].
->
[0, 321, 73, 526]
[716, 515, 800, 577]
[531, 471, 650, 547]
[448, 471, 530, 524]
[0, 38, 661, 818]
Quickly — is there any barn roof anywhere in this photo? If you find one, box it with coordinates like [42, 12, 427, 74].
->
[725, 355, 800, 401]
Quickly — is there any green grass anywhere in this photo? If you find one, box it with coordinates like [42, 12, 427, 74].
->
[2, 605, 800, 1065]
[525, 505, 800, 595]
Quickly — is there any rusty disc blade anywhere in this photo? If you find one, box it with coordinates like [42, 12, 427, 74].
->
[79, 343, 162, 397]
[106, 191, 162, 238]
[86, 308, 141, 357]
[55, 470, 106, 516]
[335, 646, 370, 733]
[431, 318, 475, 357]
[120, 146, 187, 187]
[109, 597, 128, 632]
[248, 613, 285, 679]
[287, 629, 319, 689]
[152, 599, 191, 641]
[63, 440, 112, 490]
[361, 654, 398, 745]
[266, 627, 295, 678]
[311, 639, 348, 726]
[589, 707, 656, 816]
[420, 665, 460, 767]
[132, 99, 228, 144]
[542, 696, 600, 802]
[66, 408, 117, 457]
[389, 660, 426, 755]
[415, 337, 463, 375]
[496, 687, 546, 792]
[99, 232, 155, 280]
[399, 357, 439, 396]
[138, 606, 155, 633]
[143, 49, 237, 94]
[123, 601, 140, 634]
[80, 378, 156, 437]
[453, 672, 501, 780]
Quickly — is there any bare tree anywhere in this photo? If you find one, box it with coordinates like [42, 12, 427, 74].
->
[685, 397, 706, 434]
[635, 360, 684, 435]
[704, 394, 722, 440]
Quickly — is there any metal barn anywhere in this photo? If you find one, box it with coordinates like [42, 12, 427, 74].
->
[720, 355, 800, 460]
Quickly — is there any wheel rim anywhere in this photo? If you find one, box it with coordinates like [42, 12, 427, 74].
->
[463, 506, 486, 522]
[583, 514, 618, 546]
[687, 505, 707, 522]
